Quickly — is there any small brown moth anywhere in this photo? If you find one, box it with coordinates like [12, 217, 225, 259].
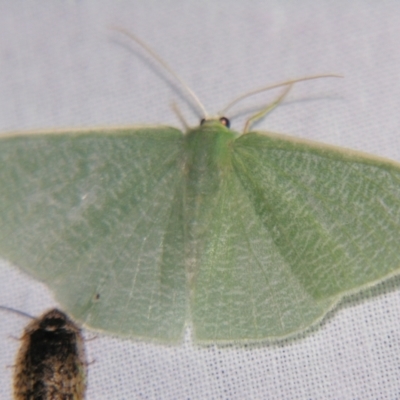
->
[13, 308, 87, 400]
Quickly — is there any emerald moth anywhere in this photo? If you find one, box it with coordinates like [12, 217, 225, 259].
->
[1, 32, 400, 343]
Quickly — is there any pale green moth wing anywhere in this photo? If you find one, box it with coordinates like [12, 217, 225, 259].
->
[190, 124, 400, 341]
[0, 127, 187, 341]
[1, 121, 400, 342]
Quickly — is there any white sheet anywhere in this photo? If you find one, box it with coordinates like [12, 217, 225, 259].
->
[1, 2, 400, 399]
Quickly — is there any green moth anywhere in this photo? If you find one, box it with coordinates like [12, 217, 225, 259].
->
[1, 33, 400, 343]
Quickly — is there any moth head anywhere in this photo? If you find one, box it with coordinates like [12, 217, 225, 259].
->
[39, 309, 69, 332]
[200, 116, 230, 129]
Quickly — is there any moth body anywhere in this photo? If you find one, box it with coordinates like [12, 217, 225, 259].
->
[13, 308, 86, 400]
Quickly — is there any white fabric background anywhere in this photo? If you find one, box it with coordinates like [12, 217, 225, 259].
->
[1, 1, 400, 399]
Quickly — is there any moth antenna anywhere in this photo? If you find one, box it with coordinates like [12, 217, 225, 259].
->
[219, 74, 343, 116]
[171, 102, 190, 130]
[0, 305, 35, 321]
[111, 27, 209, 119]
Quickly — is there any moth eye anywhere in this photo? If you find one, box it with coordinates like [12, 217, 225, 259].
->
[219, 117, 230, 128]
[200, 118, 206, 125]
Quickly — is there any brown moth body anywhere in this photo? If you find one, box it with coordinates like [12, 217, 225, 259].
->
[13, 309, 87, 400]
